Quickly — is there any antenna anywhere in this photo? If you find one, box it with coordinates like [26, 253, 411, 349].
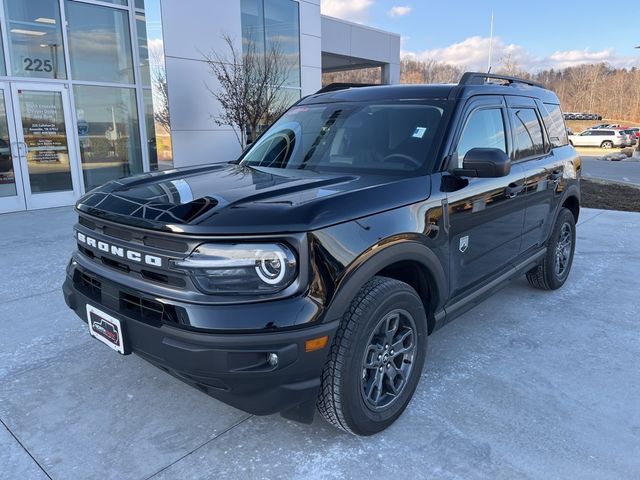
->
[487, 11, 494, 73]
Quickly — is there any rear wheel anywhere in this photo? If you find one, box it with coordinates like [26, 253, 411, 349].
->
[526, 208, 576, 290]
[601, 141, 613, 149]
[317, 276, 428, 435]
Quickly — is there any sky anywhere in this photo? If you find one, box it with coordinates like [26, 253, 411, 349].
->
[320, 0, 640, 71]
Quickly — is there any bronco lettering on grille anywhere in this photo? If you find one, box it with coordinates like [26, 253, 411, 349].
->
[76, 231, 162, 267]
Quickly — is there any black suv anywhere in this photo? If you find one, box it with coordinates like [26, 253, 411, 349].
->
[63, 73, 580, 435]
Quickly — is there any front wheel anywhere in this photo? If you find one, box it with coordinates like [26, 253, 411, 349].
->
[317, 276, 428, 435]
[526, 208, 576, 290]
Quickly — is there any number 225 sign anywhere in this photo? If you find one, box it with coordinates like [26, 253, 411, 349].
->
[23, 58, 54, 73]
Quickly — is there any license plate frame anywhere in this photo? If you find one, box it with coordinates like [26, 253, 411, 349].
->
[86, 304, 127, 355]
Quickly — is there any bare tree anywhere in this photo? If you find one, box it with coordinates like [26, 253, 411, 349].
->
[152, 68, 170, 134]
[147, 44, 171, 134]
[204, 34, 291, 147]
[306, 53, 640, 123]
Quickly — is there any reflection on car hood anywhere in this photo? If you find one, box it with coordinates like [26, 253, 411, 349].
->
[76, 163, 431, 234]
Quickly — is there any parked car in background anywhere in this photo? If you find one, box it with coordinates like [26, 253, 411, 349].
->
[621, 129, 638, 146]
[568, 129, 628, 148]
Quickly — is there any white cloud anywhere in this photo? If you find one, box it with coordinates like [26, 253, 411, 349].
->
[402, 36, 640, 71]
[388, 5, 412, 17]
[321, 0, 374, 23]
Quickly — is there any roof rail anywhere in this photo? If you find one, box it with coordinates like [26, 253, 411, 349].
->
[459, 72, 545, 89]
[315, 82, 378, 94]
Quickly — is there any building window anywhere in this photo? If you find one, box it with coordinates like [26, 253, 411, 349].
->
[0, 26, 6, 76]
[264, 0, 300, 88]
[74, 85, 142, 190]
[4, 0, 66, 79]
[136, 0, 172, 170]
[98, 0, 128, 5]
[241, 0, 301, 88]
[65, 1, 135, 84]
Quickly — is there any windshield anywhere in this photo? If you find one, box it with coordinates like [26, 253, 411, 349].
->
[240, 100, 448, 174]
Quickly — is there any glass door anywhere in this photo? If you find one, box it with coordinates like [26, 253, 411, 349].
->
[0, 82, 25, 214]
[10, 82, 81, 210]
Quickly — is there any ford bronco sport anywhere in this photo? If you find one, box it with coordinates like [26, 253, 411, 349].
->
[63, 72, 580, 435]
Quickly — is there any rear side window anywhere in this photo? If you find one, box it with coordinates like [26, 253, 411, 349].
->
[456, 108, 507, 167]
[512, 108, 546, 160]
[541, 103, 568, 148]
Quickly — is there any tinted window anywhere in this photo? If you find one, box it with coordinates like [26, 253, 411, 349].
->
[541, 103, 568, 148]
[241, 0, 300, 87]
[4, 0, 66, 79]
[65, 1, 134, 84]
[456, 108, 506, 167]
[74, 85, 142, 190]
[512, 108, 545, 160]
[241, 101, 447, 174]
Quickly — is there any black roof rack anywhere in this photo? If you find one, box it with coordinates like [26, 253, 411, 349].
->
[315, 82, 378, 94]
[459, 72, 545, 89]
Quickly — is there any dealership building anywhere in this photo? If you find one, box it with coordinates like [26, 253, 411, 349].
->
[0, 0, 400, 213]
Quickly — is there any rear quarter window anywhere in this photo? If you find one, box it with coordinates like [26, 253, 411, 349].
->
[541, 103, 569, 148]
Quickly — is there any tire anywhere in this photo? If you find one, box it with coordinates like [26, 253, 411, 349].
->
[316, 276, 428, 435]
[526, 208, 576, 290]
[601, 141, 613, 149]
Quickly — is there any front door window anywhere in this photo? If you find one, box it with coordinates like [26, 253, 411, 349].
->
[0, 90, 17, 199]
[17, 89, 73, 194]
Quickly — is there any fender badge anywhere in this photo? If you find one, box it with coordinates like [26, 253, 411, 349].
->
[459, 236, 469, 253]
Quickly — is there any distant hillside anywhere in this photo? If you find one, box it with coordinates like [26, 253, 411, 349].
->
[323, 60, 640, 123]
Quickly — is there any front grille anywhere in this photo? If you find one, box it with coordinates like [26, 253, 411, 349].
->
[78, 214, 189, 253]
[75, 214, 190, 288]
[119, 291, 178, 327]
[78, 216, 97, 230]
[78, 271, 101, 301]
[73, 269, 185, 328]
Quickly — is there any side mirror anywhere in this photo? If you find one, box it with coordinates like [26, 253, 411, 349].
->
[453, 148, 511, 178]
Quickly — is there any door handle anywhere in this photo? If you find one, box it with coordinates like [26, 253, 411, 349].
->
[505, 182, 524, 198]
[13, 141, 27, 157]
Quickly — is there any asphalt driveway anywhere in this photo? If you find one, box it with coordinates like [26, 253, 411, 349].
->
[1, 207, 639, 480]
[581, 155, 640, 186]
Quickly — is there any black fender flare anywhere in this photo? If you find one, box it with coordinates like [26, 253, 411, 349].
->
[322, 239, 448, 329]
[555, 182, 581, 222]
[542, 182, 580, 246]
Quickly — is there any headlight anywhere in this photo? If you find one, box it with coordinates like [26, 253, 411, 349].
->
[171, 243, 297, 295]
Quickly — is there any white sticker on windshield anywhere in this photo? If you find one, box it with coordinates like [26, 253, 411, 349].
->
[412, 127, 427, 138]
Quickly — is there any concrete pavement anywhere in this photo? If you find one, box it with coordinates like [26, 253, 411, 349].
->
[1, 207, 639, 480]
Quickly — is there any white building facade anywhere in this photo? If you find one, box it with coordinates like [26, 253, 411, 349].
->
[0, 0, 399, 214]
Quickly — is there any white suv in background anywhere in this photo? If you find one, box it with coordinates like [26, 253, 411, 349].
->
[568, 129, 628, 149]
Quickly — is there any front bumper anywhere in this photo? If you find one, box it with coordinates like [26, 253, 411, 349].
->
[63, 262, 338, 418]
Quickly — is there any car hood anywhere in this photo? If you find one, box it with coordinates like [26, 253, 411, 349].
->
[76, 163, 431, 234]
